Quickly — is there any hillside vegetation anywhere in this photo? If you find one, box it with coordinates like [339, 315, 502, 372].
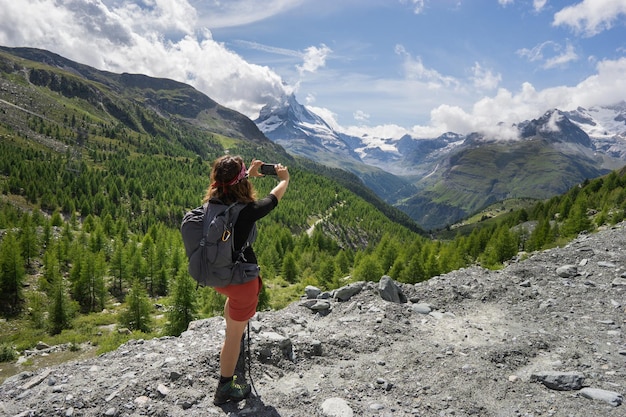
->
[400, 136, 612, 230]
[1, 46, 626, 367]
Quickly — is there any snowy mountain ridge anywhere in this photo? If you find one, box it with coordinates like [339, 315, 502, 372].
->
[256, 96, 626, 174]
[256, 95, 626, 229]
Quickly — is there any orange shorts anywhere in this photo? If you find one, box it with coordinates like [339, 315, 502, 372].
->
[214, 276, 262, 322]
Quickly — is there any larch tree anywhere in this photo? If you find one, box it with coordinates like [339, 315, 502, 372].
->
[0, 231, 26, 315]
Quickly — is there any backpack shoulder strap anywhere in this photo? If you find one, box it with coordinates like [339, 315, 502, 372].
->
[202, 202, 239, 236]
[227, 203, 258, 258]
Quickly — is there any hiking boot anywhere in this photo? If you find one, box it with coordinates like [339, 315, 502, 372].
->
[213, 375, 251, 405]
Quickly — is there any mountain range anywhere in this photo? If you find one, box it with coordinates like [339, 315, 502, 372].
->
[2, 44, 625, 231]
[256, 94, 626, 229]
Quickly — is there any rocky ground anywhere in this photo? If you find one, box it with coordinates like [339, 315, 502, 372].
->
[1, 223, 626, 417]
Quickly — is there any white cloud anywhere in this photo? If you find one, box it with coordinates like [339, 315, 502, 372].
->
[307, 105, 341, 130]
[193, 0, 306, 29]
[0, 0, 624, 144]
[411, 57, 626, 138]
[113, 0, 198, 35]
[553, 0, 626, 36]
[517, 41, 555, 62]
[231, 40, 331, 80]
[471, 63, 502, 90]
[297, 44, 332, 75]
[0, 0, 291, 119]
[517, 41, 579, 69]
[353, 110, 370, 122]
[232, 40, 302, 58]
[543, 111, 563, 133]
[401, 0, 425, 14]
[543, 42, 579, 68]
[533, 0, 548, 12]
[341, 122, 416, 140]
[395, 44, 459, 89]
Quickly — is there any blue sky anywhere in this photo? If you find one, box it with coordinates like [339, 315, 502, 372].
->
[1, 0, 625, 139]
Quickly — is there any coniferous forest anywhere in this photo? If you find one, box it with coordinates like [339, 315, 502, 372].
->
[2, 47, 626, 370]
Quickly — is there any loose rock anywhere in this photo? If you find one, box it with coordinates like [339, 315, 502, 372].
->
[3, 223, 626, 416]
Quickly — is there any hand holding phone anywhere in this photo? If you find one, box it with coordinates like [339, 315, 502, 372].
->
[260, 163, 277, 176]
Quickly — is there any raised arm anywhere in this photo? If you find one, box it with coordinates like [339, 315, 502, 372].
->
[270, 164, 289, 201]
[247, 160, 290, 202]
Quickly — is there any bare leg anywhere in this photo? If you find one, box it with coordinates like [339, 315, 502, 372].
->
[220, 298, 248, 378]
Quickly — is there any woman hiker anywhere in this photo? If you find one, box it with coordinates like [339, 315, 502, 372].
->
[204, 155, 289, 405]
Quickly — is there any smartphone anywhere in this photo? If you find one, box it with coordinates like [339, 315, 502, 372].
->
[260, 163, 277, 176]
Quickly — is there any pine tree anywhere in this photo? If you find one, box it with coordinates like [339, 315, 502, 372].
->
[19, 213, 38, 268]
[129, 244, 147, 288]
[42, 220, 52, 248]
[0, 231, 26, 315]
[562, 197, 592, 237]
[27, 291, 47, 329]
[109, 241, 129, 298]
[170, 246, 184, 276]
[334, 250, 352, 278]
[48, 273, 72, 335]
[119, 279, 153, 333]
[480, 224, 519, 267]
[41, 246, 61, 295]
[399, 253, 426, 284]
[73, 251, 106, 313]
[153, 238, 169, 296]
[282, 252, 298, 283]
[153, 267, 169, 297]
[316, 257, 334, 289]
[165, 269, 198, 336]
[142, 234, 157, 296]
[352, 254, 384, 282]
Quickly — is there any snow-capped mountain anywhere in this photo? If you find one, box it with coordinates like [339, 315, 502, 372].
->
[565, 102, 626, 138]
[255, 94, 419, 203]
[255, 94, 361, 162]
[564, 102, 626, 158]
[257, 95, 626, 176]
[255, 95, 626, 229]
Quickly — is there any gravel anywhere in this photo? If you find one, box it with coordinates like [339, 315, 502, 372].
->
[1, 223, 625, 416]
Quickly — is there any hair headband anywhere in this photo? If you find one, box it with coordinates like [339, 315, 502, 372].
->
[211, 162, 247, 193]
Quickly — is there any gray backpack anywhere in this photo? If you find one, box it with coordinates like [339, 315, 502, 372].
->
[181, 202, 259, 288]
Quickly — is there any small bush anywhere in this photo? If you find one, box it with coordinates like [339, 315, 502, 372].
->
[0, 343, 17, 362]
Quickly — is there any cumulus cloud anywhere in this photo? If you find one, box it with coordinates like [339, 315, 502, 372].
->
[0, 0, 623, 144]
[0, 0, 290, 119]
[306, 105, 341, 130]
[297, 44, 332, 75]
[553, 0, 626, 36]
[341, 122, 417, 140]
[414, 56, 626, 138]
